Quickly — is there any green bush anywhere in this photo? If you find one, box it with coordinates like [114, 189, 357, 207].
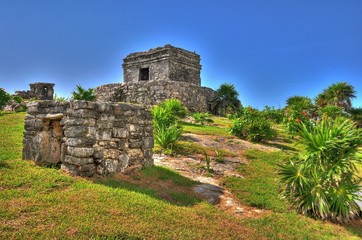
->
[261, 106, 284, 124]
[318, 105, 344, 119]
[152, 99, 187, 154]
[230, 107, 276, 142]
[12, 95, 23, 104]
[159, 99, 187, 119]
[192, 112, 214, 125]
[154, 124, 182, 154]
[54, 94, 68, 102]
[279, 117, 362, 222]
[0, 88, 11, 109]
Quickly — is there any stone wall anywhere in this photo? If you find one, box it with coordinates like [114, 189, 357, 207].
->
[23, 100, 153, 177]
[95, 81, 217, 112]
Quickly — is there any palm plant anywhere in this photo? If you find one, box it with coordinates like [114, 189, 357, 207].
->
[211, 83, 241, 116]
[71, 85, 96, 101]
[316, 82, 356, 112]
[279, 117, 362, 222]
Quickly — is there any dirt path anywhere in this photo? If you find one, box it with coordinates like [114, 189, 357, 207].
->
[153, 133, 279, 218]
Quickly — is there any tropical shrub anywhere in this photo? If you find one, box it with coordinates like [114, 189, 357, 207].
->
[349, 107, 362, 128]
[153, 124, 182, 154]
[279, 117, 362, 222]
[159, 99, 187, 119]
[12, 95, 23, 104]
[0, 88, 11, 109]
[71, 85, 96, 101]
[318, 105, 344, 119]
[261, 106, 284, 124]
[283, 96, 314, 134]
[230, 107, 276, 142]
[193, 112, 214, 125]
[152, 99, 187, 154]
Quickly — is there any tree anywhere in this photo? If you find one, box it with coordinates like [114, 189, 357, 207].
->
[71, 85, 96, 101]
[211, 83, 241, 115]
[316, 82, 356, 112]
[285, 96, 313, 112]
[0, 88, 11, 109]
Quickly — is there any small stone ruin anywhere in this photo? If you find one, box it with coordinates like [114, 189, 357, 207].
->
[15, 82, 55, 100]
[23, 100, 153, 177]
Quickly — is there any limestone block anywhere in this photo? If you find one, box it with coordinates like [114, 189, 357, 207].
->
[96, 130, 112, 140]
[65, 137, 95, 147]
[79, 164, 96, 176]
[112, 128, 128, 138]
[64, 126, 89, 137]
[61, 163, 79, 176]
[63, 155, 94, 166]
[143, 137, 154, 149]
[103, 149, 120, 159]
[72, 100, 96, 110]
[129, 139, 142, 149]
[63, 118, 96, 126]
[67, 147, 94, 158]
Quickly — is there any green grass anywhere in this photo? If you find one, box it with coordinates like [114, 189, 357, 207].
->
[223, 149, 289, 212]
[181, 121, 231, 137]
[1, 112, 361, 239]
[0, 112, 258, 239]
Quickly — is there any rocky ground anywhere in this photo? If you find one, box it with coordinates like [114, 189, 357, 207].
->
[153, 133, 280, 218]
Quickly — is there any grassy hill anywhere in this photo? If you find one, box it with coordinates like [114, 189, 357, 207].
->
[0, 112, 361, 239]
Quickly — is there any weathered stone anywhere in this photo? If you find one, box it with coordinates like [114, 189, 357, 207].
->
[112, 128, 128, 138]
[67, 147, 94, 158]
[144, 137, 154, 149]
[63, 155, 94, 166]
[61, 163, 79, 176]
[129, 139, 142, 149]
[103, 149, 121, 159]
[65, 137, 95, 147]
[71, 100, 96, 110]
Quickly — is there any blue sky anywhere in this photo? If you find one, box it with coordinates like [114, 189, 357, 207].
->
[0, 0, 361, 109]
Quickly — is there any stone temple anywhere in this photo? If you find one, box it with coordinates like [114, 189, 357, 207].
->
[95, 44, 216, 112]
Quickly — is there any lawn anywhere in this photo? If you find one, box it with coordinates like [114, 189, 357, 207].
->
[0, 112, 361, 239]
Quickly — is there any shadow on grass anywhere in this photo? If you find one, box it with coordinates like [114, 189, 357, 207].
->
[0, 161, 10, 168]
[263, 142, 298, 152]
[96, 166, 204, 207]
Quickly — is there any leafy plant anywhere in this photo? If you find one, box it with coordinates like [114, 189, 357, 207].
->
[0, 88, 11, 109]
[279, 117, 362, 222]
[153, 124, 182, 155]
[215, 150, 225, 163]
[71, 85, 96, 101]
[152, 99, 187, 154]
[261, 106, 284, 124]
[159, 99, 187, 119]
[12, 95, 23, 104]
[318, 105, 344, 119]
[192, 112, 214, 125]
[203, 150, 212, 173]
[230, 107, 276, 142]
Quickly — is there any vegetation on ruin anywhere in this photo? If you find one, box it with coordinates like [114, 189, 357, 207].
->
[71, 84, 96, 101]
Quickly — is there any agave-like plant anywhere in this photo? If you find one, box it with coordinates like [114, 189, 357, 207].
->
[279, 117, 362, 222]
